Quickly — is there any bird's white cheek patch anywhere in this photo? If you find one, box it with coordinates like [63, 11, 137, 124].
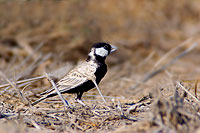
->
[95, 48, 108, 57]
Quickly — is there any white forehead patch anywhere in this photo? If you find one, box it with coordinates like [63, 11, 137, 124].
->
[95, 47, 108, 57]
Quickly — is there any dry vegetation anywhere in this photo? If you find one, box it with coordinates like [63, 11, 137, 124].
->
[0, 0, 200, 132]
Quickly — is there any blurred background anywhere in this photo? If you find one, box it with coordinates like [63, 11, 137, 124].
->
[0, 1, 200, 132]
[1, 0, 200, 103]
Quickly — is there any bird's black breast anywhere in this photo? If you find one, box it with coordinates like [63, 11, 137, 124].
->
[95, 63, 107, 84]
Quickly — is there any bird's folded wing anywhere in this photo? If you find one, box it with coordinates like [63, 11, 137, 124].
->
[75, 62, 97, 80]
[56, 70, 88, 92]
[40, 62, 98, 95]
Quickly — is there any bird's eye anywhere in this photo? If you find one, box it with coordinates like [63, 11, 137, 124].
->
[104, 45, 108, 49]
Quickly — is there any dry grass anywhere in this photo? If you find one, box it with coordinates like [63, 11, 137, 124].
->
[0, 0, 200, 132]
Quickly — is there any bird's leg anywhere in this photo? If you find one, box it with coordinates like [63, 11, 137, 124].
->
[75, 92, 85, 106]
[76, 99, 86, 106]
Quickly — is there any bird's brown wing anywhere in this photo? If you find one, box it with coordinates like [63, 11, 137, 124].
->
[56, 70, 88, 92]
[57, 62, 97, 91]
[42, 62, 98, 95]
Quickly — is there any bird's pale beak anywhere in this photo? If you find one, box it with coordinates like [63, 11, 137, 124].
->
[111, 45, 118, 53]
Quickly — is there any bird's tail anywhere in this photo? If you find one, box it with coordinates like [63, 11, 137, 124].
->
[31, 96, 48, 106]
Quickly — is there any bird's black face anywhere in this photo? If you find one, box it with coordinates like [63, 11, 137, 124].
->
[87, 42, 117, 62]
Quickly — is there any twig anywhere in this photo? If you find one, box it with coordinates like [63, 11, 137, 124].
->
[117, 100, 124, 116]
[46, 110, 66, 114]
[0, 64, 70, 90]
[176, 82, 200, 104]
[21, 82, 32, 93]
[67, 112, 84, 131]
[44, 72, 71, 108]
[82, 95, 123, 99]
[153, 38, 193, 68]
[0, 75, 46, 89]
[0, 80, 36, 95]
[101, 104, 119, 115]
[16, 53, 52, 80]
[31, 119, 41, 129]
[0, 71, 30, 105]
[129, 42, 198, 89]
[137, 51, 155, 68]
[16, 37, 44, 61]
[194, 80, 198, 98]
[91, 79, 106, 103]
[14, 41, 46, 71]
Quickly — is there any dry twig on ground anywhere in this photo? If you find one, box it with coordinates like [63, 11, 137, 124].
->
[130, 41, 198, 89]
[0, 71, 30, 106]
[44, 72, 71, 108]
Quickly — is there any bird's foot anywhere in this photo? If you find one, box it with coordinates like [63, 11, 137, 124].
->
[76, 99, 86, 106]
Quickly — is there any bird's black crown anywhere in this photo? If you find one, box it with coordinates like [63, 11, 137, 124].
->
[92, 42, 112, 55]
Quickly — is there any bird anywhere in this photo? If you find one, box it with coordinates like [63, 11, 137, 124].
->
[31, 42, 117, 106]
